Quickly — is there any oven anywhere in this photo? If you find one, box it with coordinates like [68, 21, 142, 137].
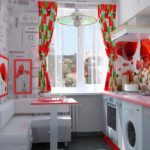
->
[106, 97, 117, 143]
[107, 102, 116, 131]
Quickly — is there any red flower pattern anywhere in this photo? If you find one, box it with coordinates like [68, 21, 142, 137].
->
[16, 64, 29, 78]
[0, 63, 7, 83]
[122, 63, 129, 67]
[122, 70, 134, 83]
[136, 60, 141, 70]
[141, 38, 150, 60]
[38, 1, 57, 93]
[115, 41, 138, 60]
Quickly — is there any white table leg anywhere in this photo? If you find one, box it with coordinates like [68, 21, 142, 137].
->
[50, 105, 58, 150]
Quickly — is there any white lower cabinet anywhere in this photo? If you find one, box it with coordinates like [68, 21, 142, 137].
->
[103, 95, 150, 150]
[142, 107, 150, 150]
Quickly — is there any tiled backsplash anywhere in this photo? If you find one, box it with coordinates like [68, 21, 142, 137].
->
[115, 39, 150, 92]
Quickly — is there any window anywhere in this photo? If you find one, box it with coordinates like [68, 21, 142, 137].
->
[48, 8, 107, 92]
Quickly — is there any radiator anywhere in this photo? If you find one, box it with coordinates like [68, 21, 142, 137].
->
[70, 105, 79, 132]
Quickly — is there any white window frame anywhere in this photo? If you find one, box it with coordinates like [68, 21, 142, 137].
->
[48, 8, 108, 93]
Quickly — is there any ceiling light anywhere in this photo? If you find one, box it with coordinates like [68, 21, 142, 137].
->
[57, 9, 97, 27]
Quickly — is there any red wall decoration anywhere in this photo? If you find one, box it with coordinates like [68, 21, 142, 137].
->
[14, 59, 32, 94]
[0, 54, 8, 98]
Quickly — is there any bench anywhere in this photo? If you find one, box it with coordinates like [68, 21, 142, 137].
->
[31, 115, 71, 143]
[14, 98, 71, 144]
[0, 98, 72, 150]
[0, 116, 32, 150]
[0, 100, 32, 150]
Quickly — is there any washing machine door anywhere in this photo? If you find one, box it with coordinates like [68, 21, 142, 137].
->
[127, 121, 136, 148]
[124, 120, 137, 150]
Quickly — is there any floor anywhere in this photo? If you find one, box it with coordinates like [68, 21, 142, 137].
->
[32, 134, 111, 150]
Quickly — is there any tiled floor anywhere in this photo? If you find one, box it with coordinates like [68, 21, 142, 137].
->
[32, 134, 111, 150]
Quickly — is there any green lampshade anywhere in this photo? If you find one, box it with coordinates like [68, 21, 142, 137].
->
[57, 15, 97, 27]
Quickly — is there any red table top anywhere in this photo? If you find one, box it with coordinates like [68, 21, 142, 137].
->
[31, 97, 79, 105]
[100, 91, 150, 108]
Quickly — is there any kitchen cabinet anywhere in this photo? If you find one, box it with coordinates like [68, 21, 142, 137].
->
[101, 92, 150, 149]
[68, 95, 105, 132]
[118, 0, 150, 26]
[142, 107, 150, 150]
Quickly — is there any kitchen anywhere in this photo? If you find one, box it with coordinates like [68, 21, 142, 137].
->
[0, 0, 150, 150]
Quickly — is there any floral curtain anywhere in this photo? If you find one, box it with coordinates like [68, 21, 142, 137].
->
[98, 4, 117, 91]
[38, 1, 57, 93]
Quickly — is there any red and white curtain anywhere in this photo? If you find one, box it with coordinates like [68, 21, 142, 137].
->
[98, 4, 117, 91]
[38, 1, 57, 93]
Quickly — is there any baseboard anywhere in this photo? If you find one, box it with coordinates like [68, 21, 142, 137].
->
[103, 134, 120, 150]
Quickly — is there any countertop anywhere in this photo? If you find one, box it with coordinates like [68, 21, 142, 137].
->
[100, 91, 150, 108]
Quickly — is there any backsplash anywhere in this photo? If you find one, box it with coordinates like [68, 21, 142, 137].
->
[114, 39, 150, 92]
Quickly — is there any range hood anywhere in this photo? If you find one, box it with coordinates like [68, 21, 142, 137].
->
[111, 25, 150, 41]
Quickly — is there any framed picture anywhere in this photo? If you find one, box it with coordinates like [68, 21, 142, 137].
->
[0, 54, 8, 98]
[14, 59, 32, 94]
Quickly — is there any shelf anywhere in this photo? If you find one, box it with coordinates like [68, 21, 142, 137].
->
[111, 25, 150, 41]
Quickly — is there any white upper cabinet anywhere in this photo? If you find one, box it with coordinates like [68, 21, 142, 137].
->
[117, 0, 150, 26]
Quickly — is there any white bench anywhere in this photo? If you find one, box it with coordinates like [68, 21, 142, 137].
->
[0, 100, 32, 150]
[14, 98, 71, 144]
[31, 115, 71, 143]
[0, 99, 72, 150]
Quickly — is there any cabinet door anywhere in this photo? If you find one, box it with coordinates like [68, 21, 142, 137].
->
[118, 0, 150, 25]
[118, 0, 138, 25]
[71, 95, 105, 132]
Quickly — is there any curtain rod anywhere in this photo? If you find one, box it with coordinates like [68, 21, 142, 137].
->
[36, 0, 116, 4]
[55, 0, 116, 4]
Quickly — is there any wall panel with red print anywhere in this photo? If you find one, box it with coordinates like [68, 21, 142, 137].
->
[0, 54, 8, 98]
[14, 59, 32, 94]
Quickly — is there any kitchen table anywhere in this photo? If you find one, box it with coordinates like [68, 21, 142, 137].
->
[31, 97, 79, 150]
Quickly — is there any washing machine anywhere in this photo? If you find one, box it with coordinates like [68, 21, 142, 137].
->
[122, 101, 142, 150]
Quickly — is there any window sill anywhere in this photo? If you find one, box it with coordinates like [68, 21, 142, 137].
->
[43, 85, 104, 96]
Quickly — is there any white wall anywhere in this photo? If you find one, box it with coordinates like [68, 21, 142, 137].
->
[7, 0, 39, 99]
[0, 0, 9, 102]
